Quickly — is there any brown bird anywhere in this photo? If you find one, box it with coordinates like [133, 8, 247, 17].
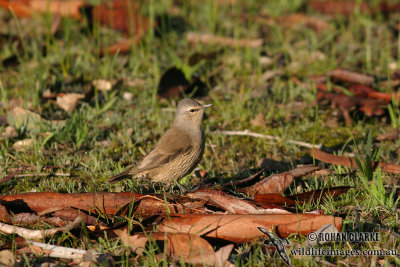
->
[108, 98, 212, 186]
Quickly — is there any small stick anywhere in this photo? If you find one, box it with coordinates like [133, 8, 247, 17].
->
[26, 241, 103, 260]
[0, 216, 82, 239]
[214, 130, 322, 149]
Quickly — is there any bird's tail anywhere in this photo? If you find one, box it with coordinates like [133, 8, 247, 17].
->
[107, 167, 133, 184]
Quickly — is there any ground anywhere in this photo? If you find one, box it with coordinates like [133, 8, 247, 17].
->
[0, 0, 399, 266]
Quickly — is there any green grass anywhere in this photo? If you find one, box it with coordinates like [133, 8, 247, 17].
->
[0, 0, 400, 265]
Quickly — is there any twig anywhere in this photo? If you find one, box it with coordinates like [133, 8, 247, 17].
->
[187, 32, 263, 48]
[26, 241, 104, 260]
[214, 130, 322, 149]
[0, 216, 82, 239]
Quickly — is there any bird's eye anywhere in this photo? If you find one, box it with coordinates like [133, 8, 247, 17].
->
[189, 109, 195, 112]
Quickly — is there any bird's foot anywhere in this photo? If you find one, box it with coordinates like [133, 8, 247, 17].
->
[173, 180, 187, 195]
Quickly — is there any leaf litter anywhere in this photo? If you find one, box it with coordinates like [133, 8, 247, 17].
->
[0, 0, 400, 266]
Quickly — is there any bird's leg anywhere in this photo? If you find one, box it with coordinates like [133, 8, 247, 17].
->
[174, 180, 187, 195]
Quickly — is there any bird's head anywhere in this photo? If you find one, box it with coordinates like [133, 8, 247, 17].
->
[173, 98, 212, 130]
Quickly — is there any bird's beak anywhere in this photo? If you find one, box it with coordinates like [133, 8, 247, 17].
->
[202, 104, 212, 109]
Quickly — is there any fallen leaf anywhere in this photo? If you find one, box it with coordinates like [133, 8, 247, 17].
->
[42, 89, 57, 98]
[348, 84, 395, 102]
[158, 213, 343, 241]
[1, 126, 18, 138]
[0, 0, 84, 18]
[239, 165, 320, 198]
[316, 89, 387, 124]
[253, 194, 299, 206]
[92, 79, 113, 91]
[93, 0, 150, 37]
[259, 56, 274, 67]
[7, 107, 64, 132]
[12, 138, 33, 151]
[123, 92, 134, 101]
[310, 1, 400, 16]
[0, 204, 10, 223]
[187, 189, 291, 214]
[310, 148, 400, 175]
[376, 128, 399, 141]
[116, 230, 233, 266]
[260, 69, 281, 82]
[329, 68, 374, 85]
[7, 107, 42, 131]
[0, 250, 15, 266]
[56, 93, 85, 112]
[0, 192, 142, 217]
[124, 77, 146, 88]
[310, 1, 370, 16]
[276, 13, 330, 32]
[52, 207, 105, 226]
[250, 112, 266, 128]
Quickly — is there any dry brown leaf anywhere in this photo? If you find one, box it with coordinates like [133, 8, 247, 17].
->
[158, 213, 343, 241]
[0, 250, 14, 266]
[1, 126, 18, 138]
[187, 190, 291, 214]
[115, 229, 233, 266]
[260, 69, 281, 82]
[92, 79, 113, 91]
[316, 89, 387, 124]
[253, 194, 299, 206]
[7, 107, 42, 129]
[12, 138, 33, 151]
[349, 84, 395, 102]
[123, 92, 134, 101]
[52, 207, 106, 226]
[0, 0, 84, 18]
[276, 13, 330, 32]
[329, 68, 374, 85]
[376, 128, 399, 141]
[0, 204, 10, 223]
[29, 0, 84, 19]
[310, 148, 400, 175]
[56, 93, 85, 112]
[250, 112, 266, 128]
[0, 192, 142, 217]
[310, 1, 370, 15]
[239, 165, 320, 198]
[93, 1, 150, 36]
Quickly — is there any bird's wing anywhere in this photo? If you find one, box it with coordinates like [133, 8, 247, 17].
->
[135, 127, 193, 173]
